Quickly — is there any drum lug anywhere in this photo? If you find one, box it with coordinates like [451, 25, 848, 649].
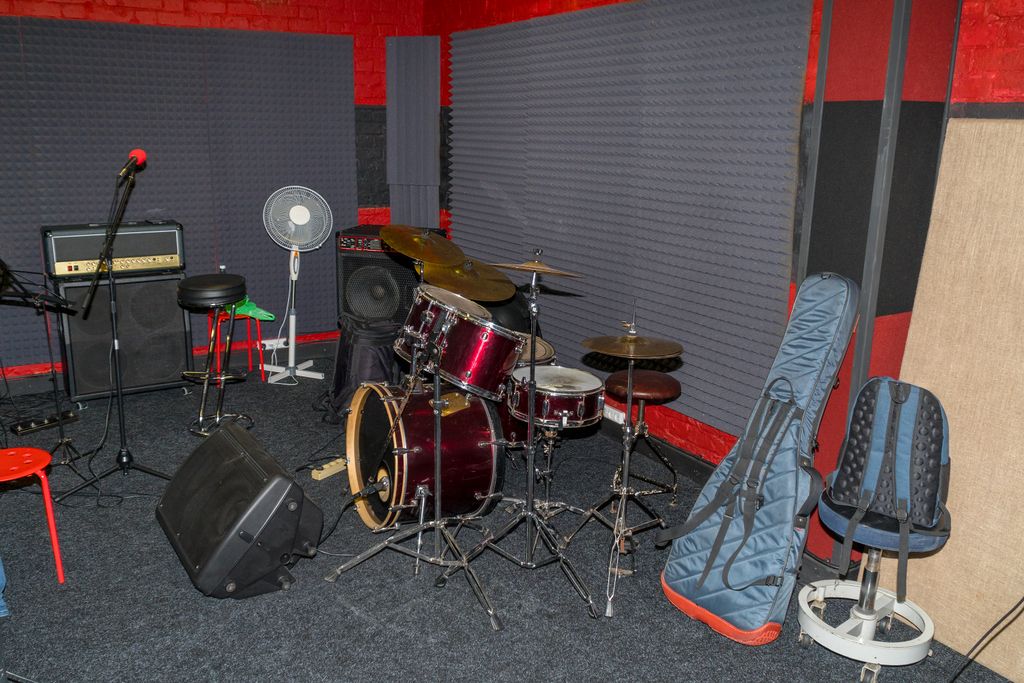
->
[392, 446, 421, 455]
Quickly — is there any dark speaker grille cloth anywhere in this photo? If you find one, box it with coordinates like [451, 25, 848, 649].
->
[165, 441, 265, 572]
[337, 250, 421, 325]
[58, 275, 189, 400]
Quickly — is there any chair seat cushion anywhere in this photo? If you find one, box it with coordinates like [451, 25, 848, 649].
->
[604, 369, 681, 403]
[178, 274, 246, 310]
[818, 490, 950, 554]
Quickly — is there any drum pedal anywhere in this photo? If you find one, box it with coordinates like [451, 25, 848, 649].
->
[311, 457, 347, 481]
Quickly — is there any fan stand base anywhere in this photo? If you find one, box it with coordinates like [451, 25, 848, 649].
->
[265, 360, 324, 384]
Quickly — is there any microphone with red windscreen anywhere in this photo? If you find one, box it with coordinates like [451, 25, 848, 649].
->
[117, 148, 147, 180]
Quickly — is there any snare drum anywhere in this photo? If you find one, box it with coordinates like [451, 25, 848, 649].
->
[395, 285, 523, 401]
[346, 383, 505, 529]
[507, 365, 605, 429]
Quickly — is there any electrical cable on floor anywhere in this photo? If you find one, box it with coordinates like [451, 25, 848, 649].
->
[948, 593, 1024, 682]
[292, 432, 343, 473]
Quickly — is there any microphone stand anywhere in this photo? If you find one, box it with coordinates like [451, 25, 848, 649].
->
[56, 169, 170, 502]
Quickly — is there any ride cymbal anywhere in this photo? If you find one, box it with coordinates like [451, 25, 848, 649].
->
[582, 334, 683, 360]
[489, 259, 582, 278]
[380, 224, 465, 266]
[422, 259, 516, 302]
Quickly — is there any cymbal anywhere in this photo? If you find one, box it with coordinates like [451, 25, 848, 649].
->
[422, 259, 516, 302]
[379, 224, 465, 266]
[489, 259, 582, 278]
[582, 334, 683, 360]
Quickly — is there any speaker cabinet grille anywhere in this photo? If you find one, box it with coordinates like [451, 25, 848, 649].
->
[336, 225, 427, 325]
[57, 273, 192, 401]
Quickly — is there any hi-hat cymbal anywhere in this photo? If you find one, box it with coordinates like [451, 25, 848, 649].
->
[380, 224, 465, 266]
[489, 259, 582, 278]
[582, 334, 683, 360]
[422, 259, 516, 302]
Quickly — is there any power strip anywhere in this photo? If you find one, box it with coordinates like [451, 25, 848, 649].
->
[261, 337, 288, 351]
[10, 410, 79, 436]
[311, 457, 347, 481]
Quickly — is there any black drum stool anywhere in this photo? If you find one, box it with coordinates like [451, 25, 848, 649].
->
[177, 274, 253, 436]
[604, 369, 680, 506]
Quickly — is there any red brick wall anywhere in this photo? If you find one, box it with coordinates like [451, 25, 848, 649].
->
[953, 0, 1024, 101]
[0, 0, 424, 104]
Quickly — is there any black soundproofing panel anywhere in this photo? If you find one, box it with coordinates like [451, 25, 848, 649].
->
[387, 37, 440, 229]
[0, 18, 356, 368]
[805, 101, 944, 316]
[56, 274, 191, 401]
[356, 106, 389, 207]
[449, 0, 812, 435]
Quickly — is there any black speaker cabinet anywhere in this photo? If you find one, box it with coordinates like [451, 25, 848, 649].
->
[56, 273, 192, 401]
[336, 225, 440, 325]
[156, 423, 323, 599]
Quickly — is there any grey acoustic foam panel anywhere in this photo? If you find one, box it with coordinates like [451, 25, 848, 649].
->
[449, 0, 811, 435]
[387, 37, 440, 227]
[0, 18, 356, 368]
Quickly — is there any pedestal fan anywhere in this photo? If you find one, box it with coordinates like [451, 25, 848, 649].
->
[262, 185, 333, 384]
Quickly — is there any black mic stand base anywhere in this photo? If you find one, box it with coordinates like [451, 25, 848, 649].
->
[55, 446, 170, 503]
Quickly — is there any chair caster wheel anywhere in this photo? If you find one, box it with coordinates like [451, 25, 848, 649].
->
[798, 632, 813, 649]
[859, 663, 880, 683]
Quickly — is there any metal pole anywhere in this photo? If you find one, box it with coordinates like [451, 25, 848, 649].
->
[849, 0, 913, 399]
[796, 0, 834, 284]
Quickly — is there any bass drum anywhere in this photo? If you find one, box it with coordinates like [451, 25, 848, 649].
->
[346, 383, 505, 529]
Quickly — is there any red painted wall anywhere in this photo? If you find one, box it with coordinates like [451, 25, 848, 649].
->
[0, 0, 423, 105]
[953, 0, 1024, 101]
[805, 0, 959, 103]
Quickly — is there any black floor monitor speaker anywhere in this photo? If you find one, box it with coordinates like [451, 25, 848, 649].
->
[156, 423, 323, 599]
[56, 273, 192, 401]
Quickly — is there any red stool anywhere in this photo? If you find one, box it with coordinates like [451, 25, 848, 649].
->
[0, 447, 65, 583]
[207, 310, 265, 382]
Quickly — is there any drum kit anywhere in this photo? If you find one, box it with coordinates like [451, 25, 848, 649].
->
[324, 225, 683, 627]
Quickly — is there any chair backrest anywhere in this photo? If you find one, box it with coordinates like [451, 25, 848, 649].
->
[827, 377, 951, 600]
[831, 377, 950, 529]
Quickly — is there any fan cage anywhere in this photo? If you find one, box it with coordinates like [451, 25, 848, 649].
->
[262, 185, 334, 252]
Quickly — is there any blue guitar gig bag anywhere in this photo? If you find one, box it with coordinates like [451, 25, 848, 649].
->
[657, 273, 858, 645]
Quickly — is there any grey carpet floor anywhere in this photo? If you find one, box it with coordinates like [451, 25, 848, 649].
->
[0, 361, 1006, 682]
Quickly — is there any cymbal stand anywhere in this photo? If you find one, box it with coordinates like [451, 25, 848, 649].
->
[325, 319, 503, 631]
[438, 261, 598, 619]
[563, 323, 665, 618]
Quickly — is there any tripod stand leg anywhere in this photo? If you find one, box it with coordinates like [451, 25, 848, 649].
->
[323, 524, 426, 582]
[534, 518, 599, 618]
[436, 511, 527, 586]
[439, 526, 503, 631]
[562, 492, 616, 546]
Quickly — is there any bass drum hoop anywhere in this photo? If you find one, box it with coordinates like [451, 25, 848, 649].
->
[346, 383, 505, 529]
